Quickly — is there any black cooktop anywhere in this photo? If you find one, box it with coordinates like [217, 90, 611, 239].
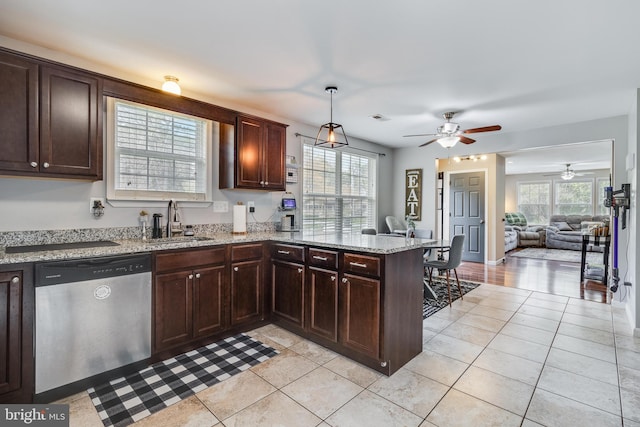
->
[5, 240, 120, 254]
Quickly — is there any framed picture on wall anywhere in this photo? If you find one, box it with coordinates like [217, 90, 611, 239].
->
[405, 168, 422, 221]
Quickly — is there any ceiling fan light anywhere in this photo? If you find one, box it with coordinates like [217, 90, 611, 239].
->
[437, 136, 460, 148]
[561, 170, 575, 180]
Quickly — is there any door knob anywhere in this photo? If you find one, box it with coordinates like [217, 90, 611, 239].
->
[480, 219, 485, 224]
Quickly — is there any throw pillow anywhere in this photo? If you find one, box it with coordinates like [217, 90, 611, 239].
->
[553, 221, 573, 231]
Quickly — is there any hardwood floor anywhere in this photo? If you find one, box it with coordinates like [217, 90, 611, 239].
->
[455, 249, 611, 303]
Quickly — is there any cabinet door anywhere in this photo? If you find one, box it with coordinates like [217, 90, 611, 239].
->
[154, 271, 193, 352]
[339, 273, 381, 359]
[236, 115, 263, 189]
[271, 261, 304, 328]
[193, 265, 226, 338]
[230, 260, 263, 326]
[262, 122, 286, 191]
[307, 267, 338, 342]
[40, 66, 102, 179]
[0, 271, 23, 396]
[0, 52, 39, 173]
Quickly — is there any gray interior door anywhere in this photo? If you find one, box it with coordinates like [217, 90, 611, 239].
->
[449, 171, 485, 262]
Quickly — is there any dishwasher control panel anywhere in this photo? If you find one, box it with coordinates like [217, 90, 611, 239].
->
[35, 253, 152, 286]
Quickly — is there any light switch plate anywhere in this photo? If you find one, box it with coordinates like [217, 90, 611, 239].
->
[213, 201, 229, 213]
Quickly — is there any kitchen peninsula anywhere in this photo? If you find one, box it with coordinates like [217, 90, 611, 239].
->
[0, 231, 428, 402]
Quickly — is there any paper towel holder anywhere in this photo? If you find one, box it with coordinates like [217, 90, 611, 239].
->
[232, 202, 248, 235]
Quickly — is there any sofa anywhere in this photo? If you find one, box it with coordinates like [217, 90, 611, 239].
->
[505, 212, 546, 247]
[505, 227, 518, 252]
[546, 214, 610, 251]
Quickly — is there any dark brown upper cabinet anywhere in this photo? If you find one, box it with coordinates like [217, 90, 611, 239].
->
[0, 49, 103, 180]
[220, 115, 287, 191]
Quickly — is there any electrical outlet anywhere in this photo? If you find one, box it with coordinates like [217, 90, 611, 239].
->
[90, 197, 105, 213]
[247, 201, 255, 213]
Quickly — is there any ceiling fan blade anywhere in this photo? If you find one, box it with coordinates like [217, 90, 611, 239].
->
[459, 136, 475, 144]
[462, 125, 502, 134]
[403, 133, 437, 138]
[419, 138, 439, 147]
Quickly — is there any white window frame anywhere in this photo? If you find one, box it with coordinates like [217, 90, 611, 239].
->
[106, 97, 214, 203]
[596, 177, 611, 215]
[553, 178, 594, 215]
[301, 139, 378, 235]
[516, 180, 551, 224]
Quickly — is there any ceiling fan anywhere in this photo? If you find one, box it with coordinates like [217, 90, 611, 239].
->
[403, 111, 502, 148]
[544, 163, 594, 180]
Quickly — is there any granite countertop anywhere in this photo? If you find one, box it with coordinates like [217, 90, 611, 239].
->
[0, 231, 433, 264]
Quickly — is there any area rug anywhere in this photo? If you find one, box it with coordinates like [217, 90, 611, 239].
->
[88, 333, 278, 427]
[510, 247, 603, 264]
[423, 278, 481, 318]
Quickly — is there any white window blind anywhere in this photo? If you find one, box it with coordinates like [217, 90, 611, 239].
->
[107, 98, 211, 201]
[302, 142, 376, 235]
[554, 180, 593, 215]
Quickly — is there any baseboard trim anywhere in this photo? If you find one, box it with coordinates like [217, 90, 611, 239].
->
[487, 258, 505, 266]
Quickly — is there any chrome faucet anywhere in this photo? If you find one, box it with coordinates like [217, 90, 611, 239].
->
[167, 199, 183, 239]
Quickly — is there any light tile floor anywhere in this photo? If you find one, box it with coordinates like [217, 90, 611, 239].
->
[58, 283, 640, 426]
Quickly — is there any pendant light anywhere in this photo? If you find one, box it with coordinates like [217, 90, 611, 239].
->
[315, 86, 349, 148]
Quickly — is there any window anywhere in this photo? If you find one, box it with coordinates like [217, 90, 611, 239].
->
[516, 181, 550, 224]
[554, 180, 593, 215]
[302, 143, 377, 234]
[107, 98, 212, 201]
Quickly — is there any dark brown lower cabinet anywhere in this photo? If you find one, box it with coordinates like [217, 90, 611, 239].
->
[153, 248, 226, 354]
[230, 245, 264, 327]
[307, 267, 338, 342]
[271, 260, 305, 329]
[0, 264, 34, 403]
[339, 273, 381, 359]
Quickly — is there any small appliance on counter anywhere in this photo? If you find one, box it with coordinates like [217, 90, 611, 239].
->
[277, 193, 300, 232]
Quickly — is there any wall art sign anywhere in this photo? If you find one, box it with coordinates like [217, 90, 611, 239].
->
[405, 168, 422, 221]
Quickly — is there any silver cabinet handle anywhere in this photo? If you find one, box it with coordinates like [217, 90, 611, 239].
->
[30, 162, 37, 168]
[265, 181, 268, 185]
[260, 181, 265, 185]
[188, 274, 193, 279]
[195, 273, 201, 278]
[341, 278, 348, 283]
[313, 255, 328, 261]
[298, 268, 303, 273]
[278, 250, 290, 255]
[234, 266, 239, 272]
[350, 262, 367, 268]
[330, 276, 336, 281]
[43, 162, 50, 168]
[11, 276, 19, 284]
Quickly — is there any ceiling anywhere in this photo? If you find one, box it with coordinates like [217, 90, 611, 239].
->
[1, 1, 639, 152]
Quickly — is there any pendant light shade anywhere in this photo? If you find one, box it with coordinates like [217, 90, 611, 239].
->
[315, 86, 349, 148]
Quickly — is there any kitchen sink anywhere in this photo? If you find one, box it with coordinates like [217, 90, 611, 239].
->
[5, 240, 120, 254]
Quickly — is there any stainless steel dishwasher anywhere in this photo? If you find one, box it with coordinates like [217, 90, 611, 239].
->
[35, 253, 152, 394]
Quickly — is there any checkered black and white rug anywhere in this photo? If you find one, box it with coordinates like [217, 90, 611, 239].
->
[88, 333, 278, 427]
[423, 277, 481, 318]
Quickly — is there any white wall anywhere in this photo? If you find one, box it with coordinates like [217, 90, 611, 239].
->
[0, 37, 393, 233]
[628, 90, 638, 331]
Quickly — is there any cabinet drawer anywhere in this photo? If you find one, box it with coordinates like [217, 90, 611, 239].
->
[271, 244, 305, 262]
[155, 246, 226, 273]
[343, 253, 381, 278]
[231, 243, 263, 261]
[308, 248, 338, 270]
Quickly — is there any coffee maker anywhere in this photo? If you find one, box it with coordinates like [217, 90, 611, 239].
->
[279, 194, 298, 231]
